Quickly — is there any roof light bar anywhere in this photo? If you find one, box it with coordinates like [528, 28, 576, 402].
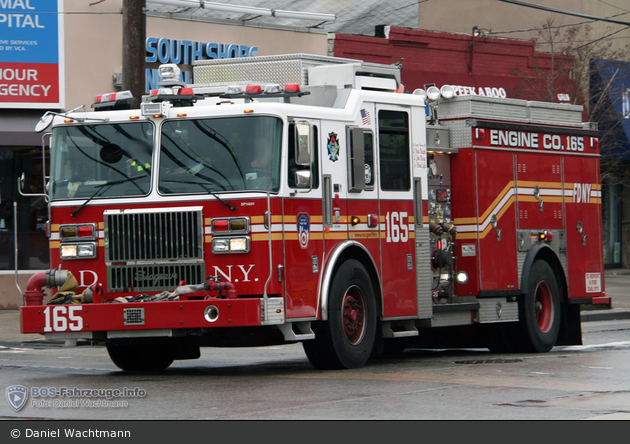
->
[147, 85, 198, 107]
[92, 90, 136, 111]
[221, 83, 307, 100]
[94, 90, 133, 104]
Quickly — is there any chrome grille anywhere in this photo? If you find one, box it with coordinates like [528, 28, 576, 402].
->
[104, 208, 203, 261]
[108, 263, 205, 292]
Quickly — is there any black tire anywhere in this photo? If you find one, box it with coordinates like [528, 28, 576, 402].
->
[106, 339, 176, 372]
[371, 320, 408, 360]
[303, 260, 376, 369]
[485, 323, 519, 353]
[516, 260, 561, 352]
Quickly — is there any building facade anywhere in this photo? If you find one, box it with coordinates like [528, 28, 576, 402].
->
[0, 0, 328, 308]
[412, 0, 630, 270]
[2, 0, 627, 308]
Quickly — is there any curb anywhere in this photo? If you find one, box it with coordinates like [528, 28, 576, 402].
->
[580, 308, 630, 322]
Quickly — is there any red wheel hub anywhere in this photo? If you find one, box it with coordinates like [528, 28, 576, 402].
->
[342, 287, 365, 345]
[535, 282, 553, 333]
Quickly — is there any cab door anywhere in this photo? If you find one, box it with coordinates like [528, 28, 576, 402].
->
[376, 106, 417, 318]
[283, 119, 323, 319]
[346, 123, 380, 278]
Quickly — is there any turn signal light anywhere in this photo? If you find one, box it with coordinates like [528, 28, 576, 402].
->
[59, 224, 96, 241]
[211, 217, 250, 234]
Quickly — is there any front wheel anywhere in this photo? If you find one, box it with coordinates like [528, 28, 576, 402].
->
[517, 260, 561, 352]
[303, 260, 376, 369]
[106, 339, 176, 372]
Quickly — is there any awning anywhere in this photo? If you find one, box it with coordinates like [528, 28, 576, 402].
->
[0, 110, 47, 147]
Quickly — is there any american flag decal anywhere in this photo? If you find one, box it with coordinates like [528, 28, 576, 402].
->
[361, 109, 371, 125]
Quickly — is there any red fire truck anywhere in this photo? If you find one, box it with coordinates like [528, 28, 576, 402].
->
[20, 54, 607, 371]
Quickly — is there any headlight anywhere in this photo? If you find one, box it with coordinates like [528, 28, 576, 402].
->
[211, 237, 250, 254]
[455, 271, 469, 284]
[212, 238, 230, 253]
[229, 238, 248, 252]
[60, 242, 97, 260]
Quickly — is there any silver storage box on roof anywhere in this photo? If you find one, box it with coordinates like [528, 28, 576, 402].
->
[192, 53, 401, 91]
[437, 95, 530, 122]
[526, 101, 584, 126]
[436, 95, 584, 127]
[193, 53, 360, 87]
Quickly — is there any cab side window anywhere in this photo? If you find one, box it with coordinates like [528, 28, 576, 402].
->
[288, 122, 319, 189]
[378, 110, 410, 191]
[347, 128, 375, 191]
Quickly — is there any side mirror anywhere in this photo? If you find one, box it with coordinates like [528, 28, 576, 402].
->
[294, 122, 313, 166]
[294, 170, 312, 188]
[35, 112, 54, 133]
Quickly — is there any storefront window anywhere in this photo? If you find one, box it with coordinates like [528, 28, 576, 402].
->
[602, 181, 622, 267]
[0, 146, 50, 271]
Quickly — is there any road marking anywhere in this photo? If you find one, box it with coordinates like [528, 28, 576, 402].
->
[566, 341, 630, 351]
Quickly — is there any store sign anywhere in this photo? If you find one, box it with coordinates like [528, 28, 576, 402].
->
[145, 37, 259, 93]
[0, 0, 63, 108]
[450, 84, 507, 98]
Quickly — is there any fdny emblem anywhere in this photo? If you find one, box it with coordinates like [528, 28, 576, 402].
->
[297, 213, 310, 249]
[6, 385, 28, 411]
[327, 132, 340, 162]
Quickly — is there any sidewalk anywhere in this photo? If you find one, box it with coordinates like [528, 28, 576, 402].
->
[1, 270, 629, 344]
[580, 268, 630, 322]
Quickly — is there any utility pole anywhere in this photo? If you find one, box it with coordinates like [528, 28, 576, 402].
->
[122, 0, 146, 107]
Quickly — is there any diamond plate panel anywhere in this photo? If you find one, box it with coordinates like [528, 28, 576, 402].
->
[478, 299, 519, 323]
[415, 229, 433, 319]
[193, 53, 358, 86]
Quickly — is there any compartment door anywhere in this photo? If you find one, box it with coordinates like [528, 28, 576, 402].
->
[563, 156, 604, 299]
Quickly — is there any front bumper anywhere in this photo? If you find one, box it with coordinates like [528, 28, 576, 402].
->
[20, 298, 262, 339]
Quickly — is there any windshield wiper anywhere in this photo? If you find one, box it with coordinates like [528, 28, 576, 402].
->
[160, 179, 238, 211]
[211, 192, 238, 211]
[70, 176, 145, 218]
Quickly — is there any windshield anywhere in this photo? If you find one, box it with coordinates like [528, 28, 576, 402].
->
[50, 122, 153, 200]
[158, 116, 282, 194]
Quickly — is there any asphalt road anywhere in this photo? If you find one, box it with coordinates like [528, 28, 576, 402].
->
[0, 319, 629, 421]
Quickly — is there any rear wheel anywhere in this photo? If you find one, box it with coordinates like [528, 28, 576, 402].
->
[106, 339, 176, 372]
[517, 260, 561, 352]
[303, 260, 376, 369]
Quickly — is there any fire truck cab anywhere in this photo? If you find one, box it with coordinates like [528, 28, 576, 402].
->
[20, 54, 607, 371]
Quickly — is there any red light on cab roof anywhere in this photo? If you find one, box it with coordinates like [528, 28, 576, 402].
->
[285, 84, 301, 93]
[245, 85, 262, 94]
